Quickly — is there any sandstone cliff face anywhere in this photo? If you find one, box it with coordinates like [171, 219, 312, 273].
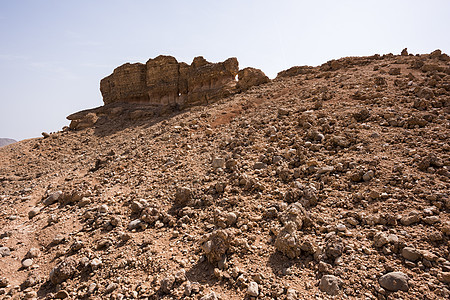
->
[100, 55, 255, 108]
[100, 63, 148, 104]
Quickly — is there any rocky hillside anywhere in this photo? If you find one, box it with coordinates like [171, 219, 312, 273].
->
[0, 138, 17, 148]
[0, 49, 449, 300]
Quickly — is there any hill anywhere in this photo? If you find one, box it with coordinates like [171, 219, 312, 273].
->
[0, 49, 449, 299]
[0, 138, 17, 147]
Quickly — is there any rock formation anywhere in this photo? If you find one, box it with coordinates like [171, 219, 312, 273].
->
[67, 55, 269, 130]
[100, 55, 268, 108]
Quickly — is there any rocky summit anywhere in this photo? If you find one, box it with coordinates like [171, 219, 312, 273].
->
[0, 49, 449, 299]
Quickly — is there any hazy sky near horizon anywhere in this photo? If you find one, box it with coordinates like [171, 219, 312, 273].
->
[1, 0, 449, 141]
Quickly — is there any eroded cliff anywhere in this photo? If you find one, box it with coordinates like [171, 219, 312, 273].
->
[100, 55, 268, 107]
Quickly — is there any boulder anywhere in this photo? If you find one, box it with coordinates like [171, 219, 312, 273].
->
[49, 257, 78, 284]
[200, 229, 234, 264]
[68, 112, 98, 130]
[319, 275, 342, 295]
[237, 67, 269, 92]
[379, 272, 409, 292]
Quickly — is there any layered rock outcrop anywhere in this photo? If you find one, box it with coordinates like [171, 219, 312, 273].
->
[67, 55, 269, 130]
[100, 55, 267, 108]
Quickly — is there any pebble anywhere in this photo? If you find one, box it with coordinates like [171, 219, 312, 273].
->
[253, 162, 267, 170]
[379, 272, 409, 292]
[0, 247, 11, 257]
[438, 272, 450, 283]
[0, 277, 8, 288]
[402, 247, 421, 261]
[212, 157, 225, 169]
[25, 248, 40, 259]
[24, 290, 37, 299]
[22, 259, 33, 268]
[373, 232, 398, 248]
[247, 281, 259, 297]
[98, 204, 109, 214]
[319, 275, 342, 295]
[423, 216, 440, 224]
[43, 191, 62, 206]
[160, 275, 175, 294]
[90, 258, 102, 270]
[128, 219, 143, 230]
[400, 212, 421, 226]
[54, 290, 69, 299]
[336, 224, 346, 232]
[363, 170, 375, 182]
[105, 282, 118, 294]
[28, 207, 40, 219]
[286, 288, 298, 300]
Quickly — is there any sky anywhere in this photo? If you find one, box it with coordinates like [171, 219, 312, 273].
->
[0, 0, 449, 141]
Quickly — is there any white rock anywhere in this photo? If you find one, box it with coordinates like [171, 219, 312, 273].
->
[247, 281, 259, 297]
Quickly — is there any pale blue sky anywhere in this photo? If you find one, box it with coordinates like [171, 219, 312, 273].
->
[1, 0, 449, 140]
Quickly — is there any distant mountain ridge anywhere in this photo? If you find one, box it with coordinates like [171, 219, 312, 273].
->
[0, 138, 17, 147]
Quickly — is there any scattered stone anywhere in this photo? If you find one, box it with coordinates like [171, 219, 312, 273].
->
[24, 290, 38, 299]
[160, 275, 175, 294]
[336, 224, 346, 232]
[22, 258, 33, 268]
[54, 290, 69, 299]
[279, 202, 308, 229]
[286, 288, 298, 300]
[388, 67, 401, 75]
[325, 234, 344, 259]
[353, 108, 370, 121]
[274, 222, 301, 259]
[423, 215, 440, 225]
[200, 229, 233, 264]
[373, 232, 398, 248]
[362, 170, 375, 182]
[247, 281, 259, 297]
[128, 219, 143, 230]
[253, 162, 267, 170]
[0, 277, 8, 288]
[130, 200, 144, 214]
[43, 191, 63, 206]
[400, 212, 421, 226]
[225, 159, 237, 170]
[402, 247, 421, 262]
[28, 207, 40, 219]
[105, 282, 118, 294]
[379, 272, 409, 292]
[437, 272, 450, 283]
[174, 187, 192, 207]
[212, 157, 225, 169]
[0, 247, 11, 257]
[41, 132, 50, 138]
[90, 258, 102, 270]
[319, 275, 342, 295]
[98, 204, 109, 213]
[49, 257, 78, 284]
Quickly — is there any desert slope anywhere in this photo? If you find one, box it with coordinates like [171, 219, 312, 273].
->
[0, 49, 449, 299]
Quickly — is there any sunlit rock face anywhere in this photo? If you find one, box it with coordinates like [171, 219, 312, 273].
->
[100, 55, 249, 108]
